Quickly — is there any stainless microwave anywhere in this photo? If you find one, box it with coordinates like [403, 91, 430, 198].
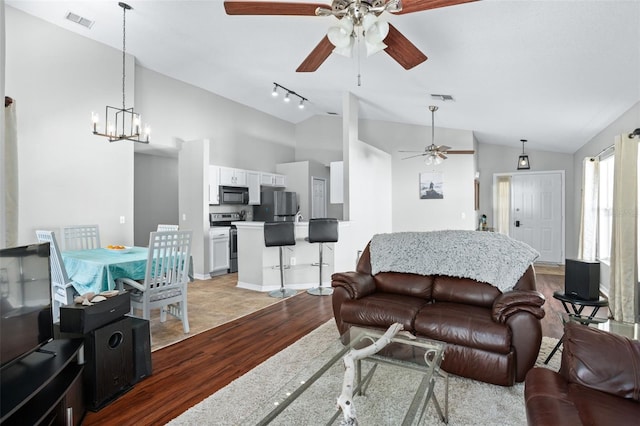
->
[219, 186, 249, 205]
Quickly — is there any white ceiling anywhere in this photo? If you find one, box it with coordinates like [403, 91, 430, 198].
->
[6, 0, 640, 153]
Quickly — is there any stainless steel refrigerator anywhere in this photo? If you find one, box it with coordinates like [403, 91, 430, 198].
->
[253, 191, 298, 222]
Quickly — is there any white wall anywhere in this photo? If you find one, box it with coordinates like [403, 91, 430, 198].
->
[1, 0, 7, 248]
[133, 153, 179, 246]
[6, 7, 135, 246]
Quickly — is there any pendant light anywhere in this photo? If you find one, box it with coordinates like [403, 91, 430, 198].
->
[517, 139, 530, 170]
[91, 2, 149, 143]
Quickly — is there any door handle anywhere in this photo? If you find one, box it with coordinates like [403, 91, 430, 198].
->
[515, 220, 520, 227]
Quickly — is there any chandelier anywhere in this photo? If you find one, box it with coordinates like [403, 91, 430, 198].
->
[91, 2, 149, 143]
[325, 0, 397, 57]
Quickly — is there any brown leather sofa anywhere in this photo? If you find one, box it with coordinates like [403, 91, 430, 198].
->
[525, 322, 640, 425]
[331, 242, 546, 386]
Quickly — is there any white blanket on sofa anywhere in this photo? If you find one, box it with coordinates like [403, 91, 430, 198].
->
[369, 230, 539, 292]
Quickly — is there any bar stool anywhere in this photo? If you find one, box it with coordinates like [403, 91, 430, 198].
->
[264, 221, 297, 298]
[307, 218, 338, 296]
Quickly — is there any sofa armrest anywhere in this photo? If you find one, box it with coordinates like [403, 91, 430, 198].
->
[492, 290, 546, 323]
[331, 272, 376, 300]
[561, 322, 640, 401]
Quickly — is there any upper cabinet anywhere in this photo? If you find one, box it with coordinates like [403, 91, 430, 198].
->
[260, 173, 286, 187]
[219, 167, 247, 187]
[246, 171, 260, 205]
[209, 165, 220, 205]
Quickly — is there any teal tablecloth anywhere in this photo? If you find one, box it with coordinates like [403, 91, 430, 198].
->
[62, 247, 148, 295]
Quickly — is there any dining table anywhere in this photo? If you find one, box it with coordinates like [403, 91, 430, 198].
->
[62, 247, 148, 296]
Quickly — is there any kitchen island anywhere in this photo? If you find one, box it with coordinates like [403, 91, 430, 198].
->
[234, 221, 352, 292]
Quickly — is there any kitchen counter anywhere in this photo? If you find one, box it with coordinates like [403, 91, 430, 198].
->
[234, 221, 352, 292]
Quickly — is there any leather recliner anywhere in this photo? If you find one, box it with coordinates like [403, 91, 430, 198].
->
[525, 322, 640, 425]
[331, 242, 546, 386]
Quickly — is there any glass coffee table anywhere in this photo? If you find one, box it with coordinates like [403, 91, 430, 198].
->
[243, 326, 448, 425]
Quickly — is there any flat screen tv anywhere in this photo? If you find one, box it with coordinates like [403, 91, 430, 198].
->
[0, 242, 54, 370]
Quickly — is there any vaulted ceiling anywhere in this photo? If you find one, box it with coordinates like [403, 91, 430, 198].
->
[6, 0, 640, 153]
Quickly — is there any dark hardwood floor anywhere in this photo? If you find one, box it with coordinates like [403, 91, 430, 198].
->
[83, 292, 334, 425]
[83, 272, 565, 425]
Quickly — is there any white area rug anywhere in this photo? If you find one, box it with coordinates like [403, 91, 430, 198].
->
[168, 321, 560, 425]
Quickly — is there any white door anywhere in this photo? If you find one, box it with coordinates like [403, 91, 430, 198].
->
[311, 177, 327, 219]
[510, 172, 564, 263]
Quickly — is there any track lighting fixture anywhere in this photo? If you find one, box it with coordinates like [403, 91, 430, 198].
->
[270, 82, 308, 111]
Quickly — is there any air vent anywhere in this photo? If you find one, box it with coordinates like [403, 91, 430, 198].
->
[65, 11, 94, 29]
[430, 94, 454, 101]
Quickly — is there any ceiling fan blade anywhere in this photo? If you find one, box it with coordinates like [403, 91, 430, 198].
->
[398, 150, 425, 153]
[224, 1, 329, 16]
[402, 153, 427, 160]
[296, 36, 334, 72]
[447, 150, 475, 154]
[384, 24, 428, 70]
[393, 0, 478, 15]
[437, 145, 452, 152]
[437, 152, 448, 160]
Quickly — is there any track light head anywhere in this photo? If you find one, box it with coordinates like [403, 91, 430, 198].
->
[284, 92, 291, 103]
[271, 85, 278, 97]
[298, 99, 305, 109]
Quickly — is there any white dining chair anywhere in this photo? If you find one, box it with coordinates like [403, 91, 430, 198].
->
[116, 230, 192, 333]
[62, 224, 101, 250]
[35, 230, 77, 322]
[156, 224, 179, 232]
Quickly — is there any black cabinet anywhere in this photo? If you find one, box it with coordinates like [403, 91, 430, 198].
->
[0, 338, 85, 425]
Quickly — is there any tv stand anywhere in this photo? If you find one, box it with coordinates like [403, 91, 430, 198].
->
[0, 338, 85, 425]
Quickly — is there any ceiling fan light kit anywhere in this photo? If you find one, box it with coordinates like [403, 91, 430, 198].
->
[517, 139, 531, 170]
[92, 2, 149, 143]
[223, 0, 478, 72]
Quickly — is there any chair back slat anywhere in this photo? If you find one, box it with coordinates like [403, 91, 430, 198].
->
[156, 224, 179, 232]
[63, 225, 101, 250]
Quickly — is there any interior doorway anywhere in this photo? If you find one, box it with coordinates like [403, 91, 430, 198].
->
[494, 171, 565, 264]
[311, 177, 327, 219]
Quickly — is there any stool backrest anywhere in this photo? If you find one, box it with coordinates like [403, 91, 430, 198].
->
[308, 218, 339, 243]
[264, 221, 296, 247]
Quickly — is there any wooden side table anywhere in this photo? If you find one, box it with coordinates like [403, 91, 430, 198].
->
[543, 291, 609, 364]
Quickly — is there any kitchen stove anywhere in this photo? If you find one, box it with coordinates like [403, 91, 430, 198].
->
[210, 212, 243, 273]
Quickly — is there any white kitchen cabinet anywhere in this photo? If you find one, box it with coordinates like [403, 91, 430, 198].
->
[260, 172, 286, 187]
[209, 165, 220, 205]
[210, 227, 230, 275]
[247, 171, 260, 205]
[219, 167, 247, 187]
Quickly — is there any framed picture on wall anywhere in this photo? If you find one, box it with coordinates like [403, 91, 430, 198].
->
[419, 172, 444, 199]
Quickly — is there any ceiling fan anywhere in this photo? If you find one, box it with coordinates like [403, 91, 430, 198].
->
[223, 0, 478, 72]
[400, 105, 474, 165]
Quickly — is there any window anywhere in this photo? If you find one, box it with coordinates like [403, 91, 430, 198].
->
[597, 155, 614, 262]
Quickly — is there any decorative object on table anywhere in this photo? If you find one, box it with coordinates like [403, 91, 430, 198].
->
[62, 224, 101, 250]
[116, 230, 193, 333]
[91, 2, 150, 143]
[224, 0, 481, 72]
[400, 105, 475, 165]
[337, 323, 403, 425]
[307, 218, 339, 296]
[517, 139, 530, 170]
[419, 172, 444, 199]
[263, 222, 297, 298]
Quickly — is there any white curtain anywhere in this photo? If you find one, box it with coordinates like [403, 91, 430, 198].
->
[4, 99, 18, 248]
[609, 134, 639, 322]
[578, 157, 599, 260]
[496, 176, 511, 235]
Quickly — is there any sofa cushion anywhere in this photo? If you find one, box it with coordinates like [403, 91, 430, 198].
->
[373, 272, 433, 299]
[561, 322, 640, 401]
[432, 276, 500, 308]
[340, 293, 428, 332]
[414, 302, 511, 353]
[569, 382, 640, 425]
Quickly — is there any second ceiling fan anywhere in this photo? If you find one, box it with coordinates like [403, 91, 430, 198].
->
[224, 0, 478, 72]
